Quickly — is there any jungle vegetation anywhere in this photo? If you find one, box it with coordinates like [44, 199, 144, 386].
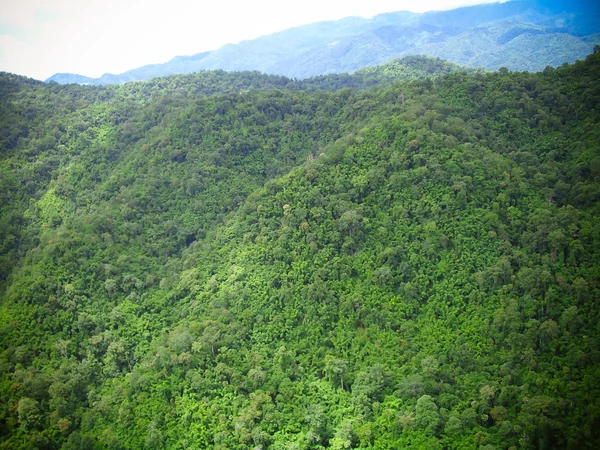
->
[1, 51, 600, 449]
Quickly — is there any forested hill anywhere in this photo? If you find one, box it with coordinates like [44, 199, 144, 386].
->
[43, 55, 474, 97]
[1, 50, 600, 449]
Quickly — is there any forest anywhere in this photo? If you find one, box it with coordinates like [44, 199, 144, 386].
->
[0, 51, 599, 449]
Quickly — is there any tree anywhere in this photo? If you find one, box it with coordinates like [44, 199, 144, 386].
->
[330, 421, 356, 450]
[337, 209, 364, 238]
[17, 397, 41, 431]
[325, 356, 349, 390]
[416, 395, 441, 436]
[305, 404, 328, 445]
[352, 363, 389, 402]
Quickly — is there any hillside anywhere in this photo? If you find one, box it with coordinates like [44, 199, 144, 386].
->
[46, 0, 600, 85]
[0, 56, 473, 287]
[1, 50, 600, 449]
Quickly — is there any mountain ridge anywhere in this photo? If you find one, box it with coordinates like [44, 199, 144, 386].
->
[46, 0, 600, 85]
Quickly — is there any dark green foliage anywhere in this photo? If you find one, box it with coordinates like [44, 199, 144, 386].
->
[1, 50, 600, 449]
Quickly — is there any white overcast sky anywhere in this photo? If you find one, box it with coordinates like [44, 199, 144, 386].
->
[0, 0, 505, 80]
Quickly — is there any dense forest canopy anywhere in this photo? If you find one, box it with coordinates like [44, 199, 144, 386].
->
[1, 51, 599, 449]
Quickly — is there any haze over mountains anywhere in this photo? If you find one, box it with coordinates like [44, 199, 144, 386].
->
[47, 0, 600, 85]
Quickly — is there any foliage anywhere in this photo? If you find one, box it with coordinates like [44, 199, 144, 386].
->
[1, 49, 600, 449]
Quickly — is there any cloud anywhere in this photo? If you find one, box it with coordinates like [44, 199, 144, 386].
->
[0, 0, 64, 36]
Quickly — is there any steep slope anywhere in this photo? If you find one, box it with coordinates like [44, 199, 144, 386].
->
[2, 50, 600, 449]
[0, 56, 473, 288]
[47, 0, 600, 84]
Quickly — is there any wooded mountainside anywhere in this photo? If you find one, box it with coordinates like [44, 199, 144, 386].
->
[46, 0, 600, 85]
[1, 52, 600, 449]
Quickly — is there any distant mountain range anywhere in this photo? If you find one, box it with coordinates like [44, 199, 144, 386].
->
[47, 0, 600, 85]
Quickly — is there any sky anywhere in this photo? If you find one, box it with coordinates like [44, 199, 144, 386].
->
[0, 0, 505, 80]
